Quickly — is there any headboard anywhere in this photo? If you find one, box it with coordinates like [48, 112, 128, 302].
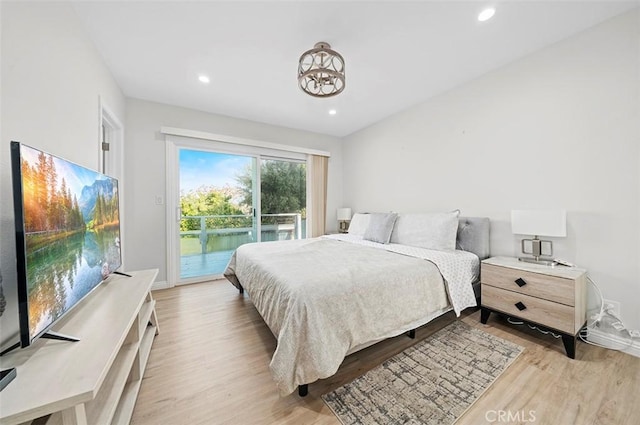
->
[457, 217, 490, 260]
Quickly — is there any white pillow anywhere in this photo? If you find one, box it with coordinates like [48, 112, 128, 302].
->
[347, 213, 371, 236]
[390, 210, 460, 251]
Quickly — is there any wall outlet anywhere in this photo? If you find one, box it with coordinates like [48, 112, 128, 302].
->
[603, 299, 621, 318]
[629, 330, 640, 338]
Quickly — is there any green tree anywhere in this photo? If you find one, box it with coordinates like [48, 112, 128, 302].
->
[94, 193, 104, 226]
[22, 152, 84, 233]
[236, 160, 306, 219]
[180, 186, 246, 232]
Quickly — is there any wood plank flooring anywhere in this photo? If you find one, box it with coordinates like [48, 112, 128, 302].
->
[131, 280, 640, 425]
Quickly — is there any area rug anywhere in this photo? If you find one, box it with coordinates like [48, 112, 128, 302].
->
[322, 321, 523, 425]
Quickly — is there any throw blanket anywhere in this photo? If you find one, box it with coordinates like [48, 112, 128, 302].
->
[224, 237, 478, 395]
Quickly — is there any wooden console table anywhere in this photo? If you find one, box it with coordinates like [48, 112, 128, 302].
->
[0, 269, 160, 425]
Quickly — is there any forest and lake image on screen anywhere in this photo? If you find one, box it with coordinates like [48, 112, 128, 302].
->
[18, 144, 121, 340]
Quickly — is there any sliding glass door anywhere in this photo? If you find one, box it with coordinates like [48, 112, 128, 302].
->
[176, 150, 306, 282]
[260, 158, 306, 242]
[179, 149, 257, 280]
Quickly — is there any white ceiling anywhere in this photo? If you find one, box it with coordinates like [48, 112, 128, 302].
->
[73, 1, 638, 137]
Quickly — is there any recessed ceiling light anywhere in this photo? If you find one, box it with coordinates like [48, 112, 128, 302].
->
[478, 7, 496, 22]
[328, 109, 337, 116]
[198, 75, 210, 84]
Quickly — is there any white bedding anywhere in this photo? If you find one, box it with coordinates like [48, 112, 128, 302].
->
[224, 236, 478, 395]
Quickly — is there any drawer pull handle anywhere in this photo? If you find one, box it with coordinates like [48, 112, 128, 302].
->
[515, 278, 527, 287]
[515, 301, 527, 311]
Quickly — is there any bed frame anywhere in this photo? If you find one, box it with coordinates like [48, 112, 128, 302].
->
[236, 216, 490, 397]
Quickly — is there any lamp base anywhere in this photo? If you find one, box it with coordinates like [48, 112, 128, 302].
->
[338, 220, 349, 233]
[518, 257, 558, 266]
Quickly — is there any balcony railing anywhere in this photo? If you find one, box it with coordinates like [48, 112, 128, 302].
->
[180, 213, 303, 255]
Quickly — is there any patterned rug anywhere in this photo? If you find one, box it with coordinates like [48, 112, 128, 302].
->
[322, 321, 523, 425]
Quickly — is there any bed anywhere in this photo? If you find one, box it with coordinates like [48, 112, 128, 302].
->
[224, 213, 490, 396]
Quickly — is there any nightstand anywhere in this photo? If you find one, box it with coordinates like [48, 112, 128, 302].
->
[480, 256, 586, 359]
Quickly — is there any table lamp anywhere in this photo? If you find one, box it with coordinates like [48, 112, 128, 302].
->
[337, 208, 352, 233]
[511, 209, 566, 266]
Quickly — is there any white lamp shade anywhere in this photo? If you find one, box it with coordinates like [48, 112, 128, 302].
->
[337, 208, 352, 221]
[511, 209, 567, 237]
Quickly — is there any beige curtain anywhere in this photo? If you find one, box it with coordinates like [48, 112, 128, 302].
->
[310, 155, 328, 237]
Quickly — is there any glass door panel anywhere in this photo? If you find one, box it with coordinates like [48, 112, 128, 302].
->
[178, 149, 256, 280]
[260, 158, 306, 242]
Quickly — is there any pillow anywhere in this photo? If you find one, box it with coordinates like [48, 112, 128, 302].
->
[347, 213, 371, 236]
[363, 213, 398, 244]
[390, 210, 460, 251]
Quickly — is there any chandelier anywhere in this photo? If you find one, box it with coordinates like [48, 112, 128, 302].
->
[298, 42, 345, 98]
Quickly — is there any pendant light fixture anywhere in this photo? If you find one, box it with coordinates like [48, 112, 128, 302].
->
[298, 42, 345, 97]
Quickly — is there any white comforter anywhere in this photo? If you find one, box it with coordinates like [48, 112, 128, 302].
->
[224, 236, 478, 395]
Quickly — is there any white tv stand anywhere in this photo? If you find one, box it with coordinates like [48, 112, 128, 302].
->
[0, 269, 160, 425]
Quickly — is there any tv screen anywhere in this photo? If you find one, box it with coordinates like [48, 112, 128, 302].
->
[10, 141, 122, 348]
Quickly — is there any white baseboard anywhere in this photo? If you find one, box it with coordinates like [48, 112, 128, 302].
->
[151, 280, 171, 291]
[587, 328, 640, 358]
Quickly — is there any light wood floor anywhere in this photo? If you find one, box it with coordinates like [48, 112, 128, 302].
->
[131, 280, 640, 425]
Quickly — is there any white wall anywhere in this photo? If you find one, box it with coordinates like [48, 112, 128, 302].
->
[342, 10, 640, 330]
[124, 99, 343, 284]
[0, 2, 125, 348]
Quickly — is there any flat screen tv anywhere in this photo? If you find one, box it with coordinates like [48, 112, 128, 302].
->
[9, 141, 123, 350]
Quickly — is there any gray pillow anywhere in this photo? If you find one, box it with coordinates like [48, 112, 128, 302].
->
[347, 213, 371, 237]
[363, 213, 398, 244]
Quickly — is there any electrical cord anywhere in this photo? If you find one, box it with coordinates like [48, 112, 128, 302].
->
[578, 275, 635, 351]
[507, 317, 562, 339]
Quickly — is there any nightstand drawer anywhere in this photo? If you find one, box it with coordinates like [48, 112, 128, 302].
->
[482, 263, 575, 306]
[482, 285, 575, 334]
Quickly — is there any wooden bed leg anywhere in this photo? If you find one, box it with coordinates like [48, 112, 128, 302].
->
[238, 284, 244, 294]
[298, 384, 308, 397]
[407, 329, 416, 339]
